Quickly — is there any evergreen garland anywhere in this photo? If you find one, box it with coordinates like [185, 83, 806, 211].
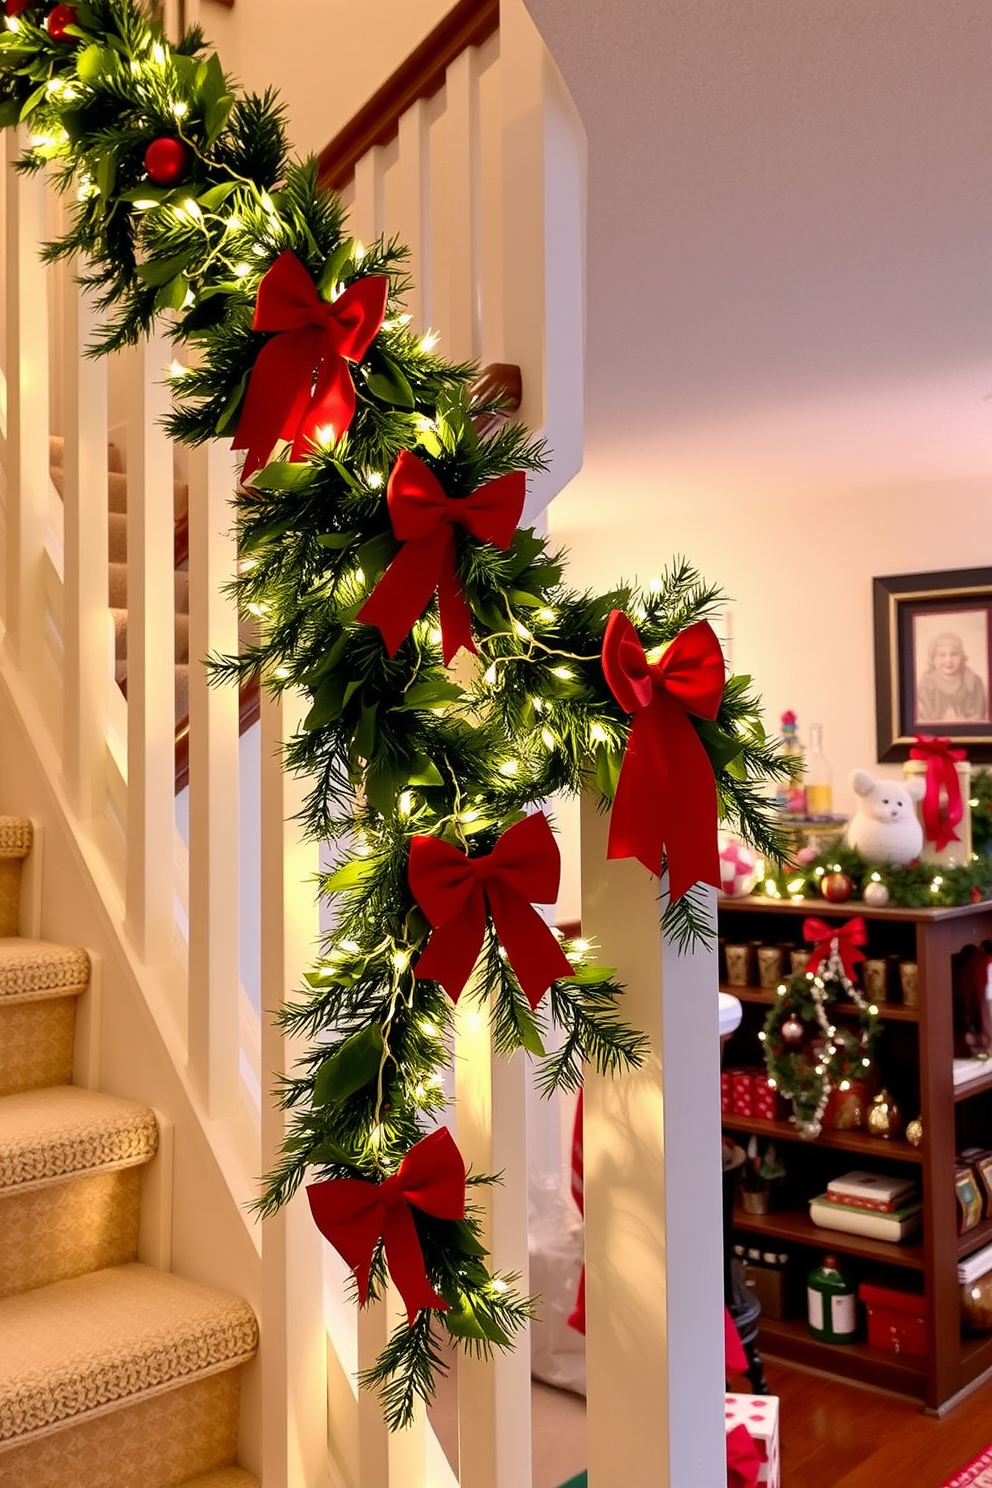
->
[0, 0, 795, 1426]
[758, 840, 992, 910]
[971, 768, 992, 859]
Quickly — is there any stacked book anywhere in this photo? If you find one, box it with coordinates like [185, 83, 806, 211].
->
[809, 1170, 923, 1242]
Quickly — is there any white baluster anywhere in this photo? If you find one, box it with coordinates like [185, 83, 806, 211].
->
[394, 99, 431, 332]
[186, 438, 240, 1116]
[441, 48, 483, 365]
[123, 335, 176, 964]
[454, 995, 532, 1488]
[259, 686, 329, 1488]
[3, 131, 50, 675]
[60, 274, 110, 819]
[580, 795, 726, 1488]
[351, 146, 386, 247]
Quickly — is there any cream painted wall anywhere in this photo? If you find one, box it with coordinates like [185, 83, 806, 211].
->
[520, 0, 992, 918]
[201, 0, 455, 156]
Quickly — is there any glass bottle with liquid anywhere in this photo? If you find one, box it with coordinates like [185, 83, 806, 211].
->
[807, 1254, 857, 1343]
[805, 722, 833, 817]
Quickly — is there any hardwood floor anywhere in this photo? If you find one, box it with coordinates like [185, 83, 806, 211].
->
[767, 1357, 992, 1487]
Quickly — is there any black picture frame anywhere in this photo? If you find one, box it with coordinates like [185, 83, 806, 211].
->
[873, 568, 992, 762]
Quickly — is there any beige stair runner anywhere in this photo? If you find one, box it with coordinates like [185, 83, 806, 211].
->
[48, 435, 192, 725]
[0, 817, 260, 1488]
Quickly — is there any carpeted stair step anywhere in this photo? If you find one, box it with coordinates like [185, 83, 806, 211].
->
[0, 817, 32, 937]
[108, 562, 189, 614]
[48, 434, 125, 476]
[0, 1087, 158, 1298]
[178, 1471, 260, 1488]
[0, 1263, 258, 1476]
[0, 941, 90, 1097]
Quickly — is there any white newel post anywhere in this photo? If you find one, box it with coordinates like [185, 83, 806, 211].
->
[123, 335, 176, 965]
[3, 133, 49, 677]
[186, 439, 241, 1116]
[580, 793, 726, 1488]
[259, 688, 330, 1488]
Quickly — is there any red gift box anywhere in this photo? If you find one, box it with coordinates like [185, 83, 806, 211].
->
[753, 1073, 783, 1122]
[721, 1071, 733, 1114]
[859, 1283, 927, 1357]
[731, 1069, 756, 1118]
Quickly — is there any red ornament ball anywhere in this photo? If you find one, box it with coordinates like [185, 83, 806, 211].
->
[820, 871, 854, 904]
[144, 136, 192, 187]
[46, 3, 77, 38]
[781, 1016, 804, 1044]
[5, 0, 34, 17]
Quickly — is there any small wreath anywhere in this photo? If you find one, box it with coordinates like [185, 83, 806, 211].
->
[761, 947, 880, 1139]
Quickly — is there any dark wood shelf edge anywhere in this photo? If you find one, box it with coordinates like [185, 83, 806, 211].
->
[732, 1206, 926, 1270]
[722, 1114, 924, 1164]
[757, 1316, 927, 1398]
[958, 1217, 992, 1262]
[724, 983, 920, 1022]
[953, 1066, 992, 1103]
[960, 1330, 992, 1388]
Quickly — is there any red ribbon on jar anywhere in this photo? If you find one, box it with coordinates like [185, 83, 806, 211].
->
[600, 611, 724, 902]
[358, 450, 525, 664]
[803, 915, 867, 981]
[306, 1127, 465, 1325]
[909, 735, 966, 851]
[233, 250, 387, 479]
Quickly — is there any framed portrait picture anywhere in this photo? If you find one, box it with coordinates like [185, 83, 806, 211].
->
[873, 568, 992, 762]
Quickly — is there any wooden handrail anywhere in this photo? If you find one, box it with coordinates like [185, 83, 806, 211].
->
[317, 0, 499, 193]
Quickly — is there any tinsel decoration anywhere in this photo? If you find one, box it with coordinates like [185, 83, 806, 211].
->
[761, 932, 880, 1140]
[0, 0, 798, 1426]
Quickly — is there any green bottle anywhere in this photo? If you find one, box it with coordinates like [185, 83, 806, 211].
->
[807, 1254, 858, 1343]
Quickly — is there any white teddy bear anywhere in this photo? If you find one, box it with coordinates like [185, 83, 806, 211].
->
[845, 769, 925, 865]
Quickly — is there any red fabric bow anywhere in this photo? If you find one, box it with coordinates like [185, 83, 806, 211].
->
[410, 812, 572, 1007]
[726, 1424, 763, 1488]
[910, 735, 966, 851]
[803, 916, 867, 982]
[601, 611, 725, 901]
[357, 450, 526, 664]
[306, 1127, 465, 1325]
[233, 250, 387, 478]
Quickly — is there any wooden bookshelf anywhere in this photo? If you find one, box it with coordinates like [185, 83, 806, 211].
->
[720, 893, 992, 1410]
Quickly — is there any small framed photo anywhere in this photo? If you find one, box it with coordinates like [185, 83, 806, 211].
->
[873, 568, 992, 762]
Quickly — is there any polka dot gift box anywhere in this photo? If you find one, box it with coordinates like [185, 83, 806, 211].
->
[725, 1393, 780, 1488]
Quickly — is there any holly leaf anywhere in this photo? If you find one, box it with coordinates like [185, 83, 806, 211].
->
[406, 752, 444, 787]
[351, 701, 379, 762]
[136, 249, 192, 287]
[324, 856, 378, 893]
[213, 370, 250, 437]
[197, 180, 238, 211]
[155, 274, 189, 312]
[249, 460, 315, 492]
[304, 673, 348, 731]
[694, 718, 745, 773]
[75, 42, 115, 84]
[18, 82, 47, 121]
[365, 351, 415, 411]
[595, 743, 622, 800]
[313, 1027, 384, 1105]
[205, 94, 234, 148]
[318, 238, 358, 298]
[396, 679, 465, 710]
[516, 1004, 547, 1057]
[317, 531, 358, 550]
[365, 760, 401, 816]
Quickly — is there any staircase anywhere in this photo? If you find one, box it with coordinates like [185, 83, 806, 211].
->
[0, 816, 260, 1488]
[48, 435, 192, 727]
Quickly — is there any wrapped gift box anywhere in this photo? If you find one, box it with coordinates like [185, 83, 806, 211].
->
[903, 758, 972, 868]
[753, 1073, 784, 1122]
[725, 1392, 780, 1488]
[859, 1283, 927, 1357]
[722, 1070, 733, 1114]
[731, 1068, 759, 1118]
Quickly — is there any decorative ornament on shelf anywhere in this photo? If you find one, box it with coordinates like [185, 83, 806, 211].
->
[820, 870, 854, 904]
[761, 917, 879, 1140]
[719, 833, 762, 898]
[45, 4, 78, 38]
[866, 1089, 903, 1140]
[144, 136, 192, 187]
[906, 1116, 923, 1148]
[846, 769, 925, 866]
[862, 877, 891, 908]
